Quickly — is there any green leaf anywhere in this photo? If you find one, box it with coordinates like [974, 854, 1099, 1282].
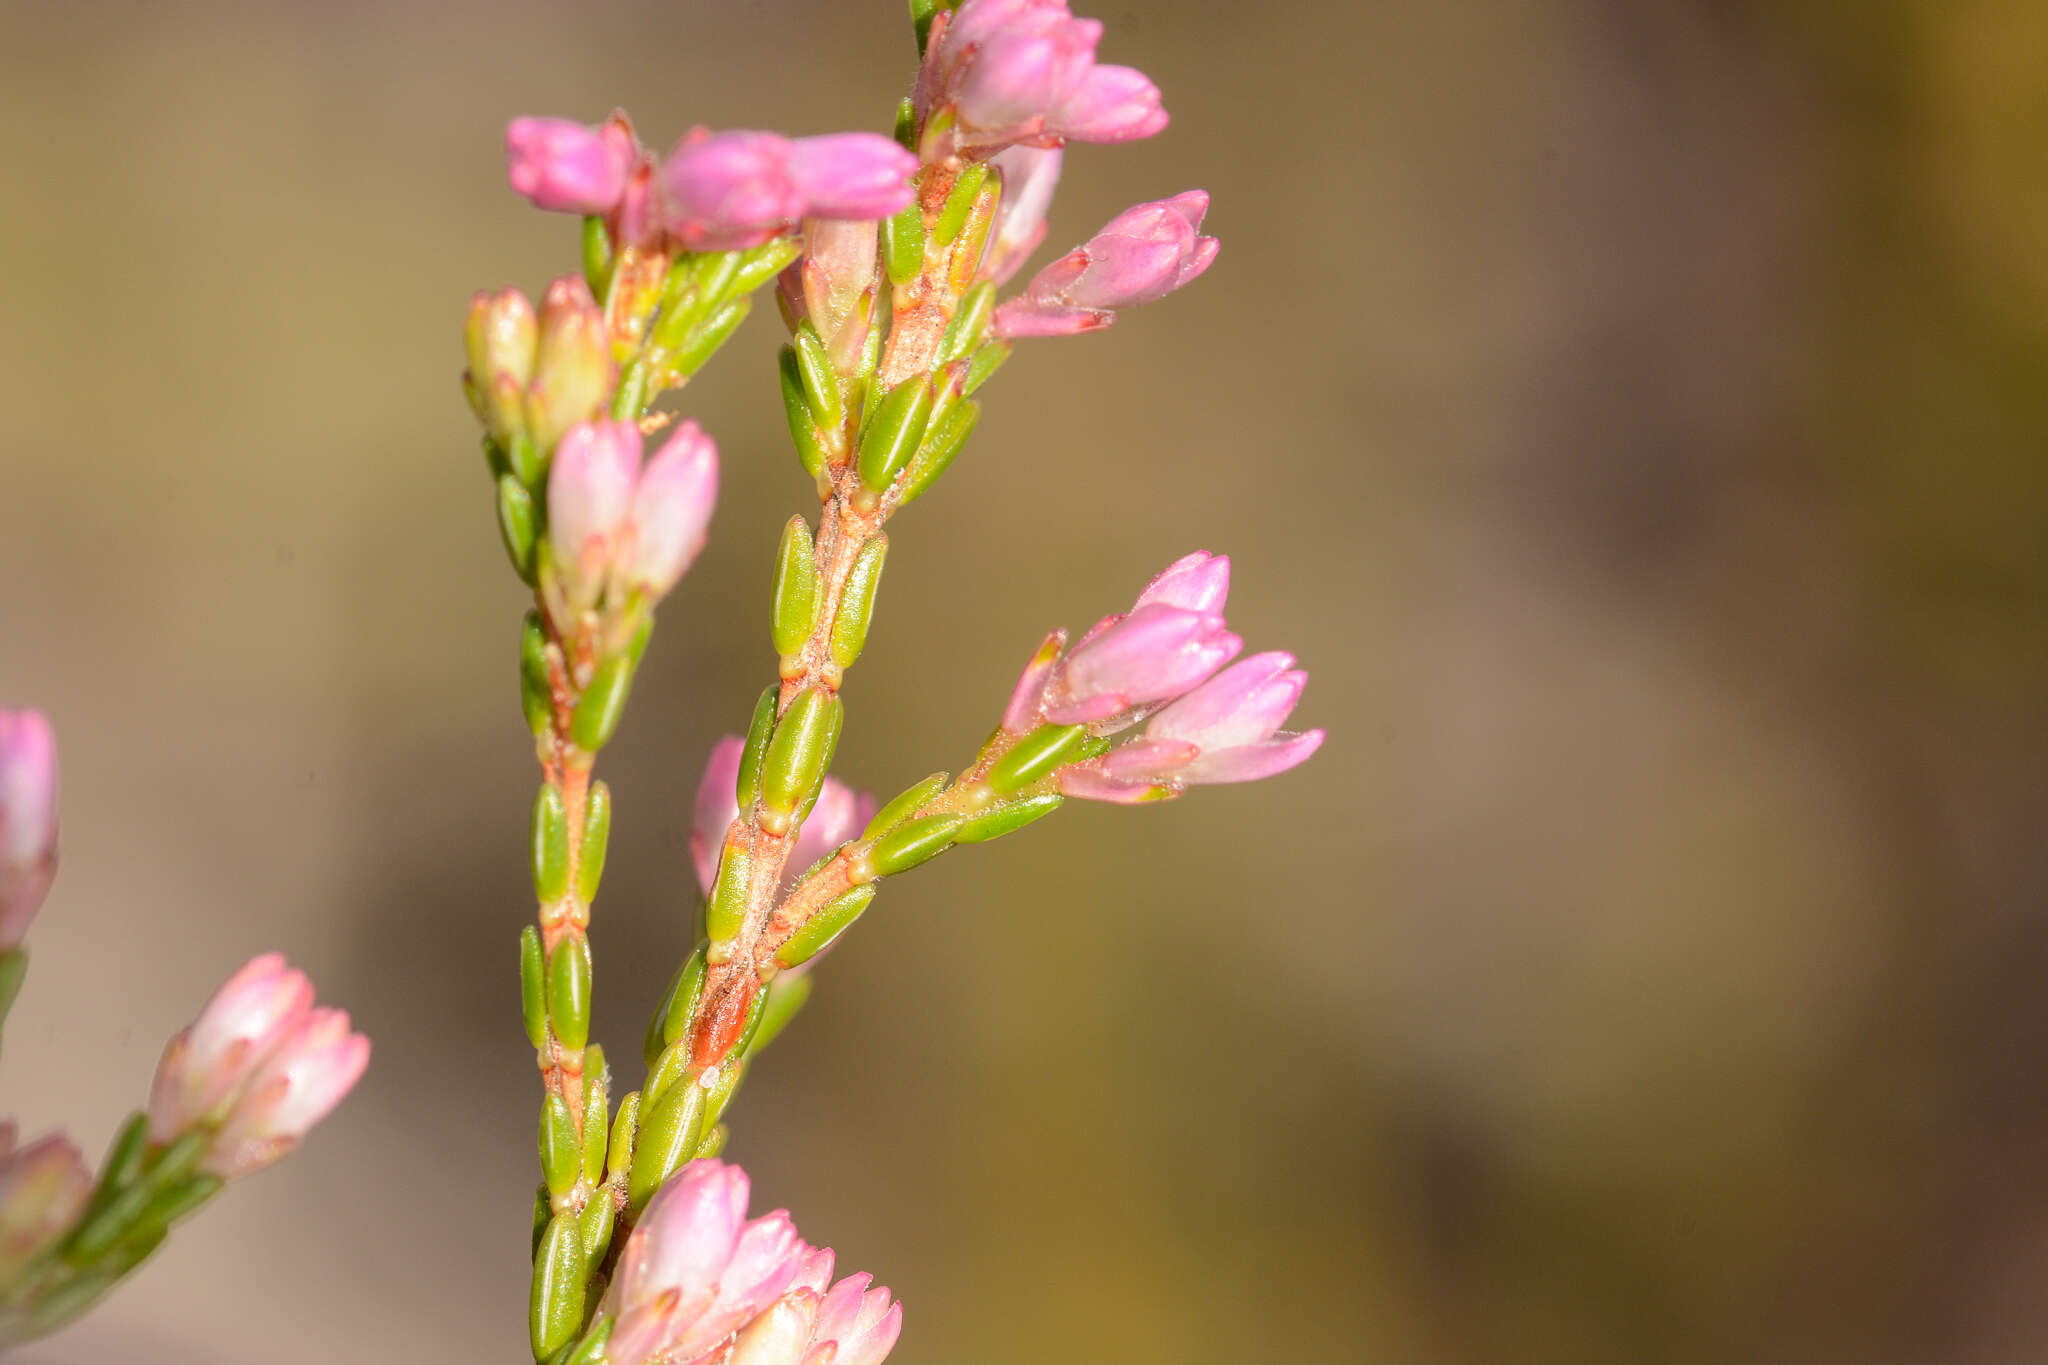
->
[956, 793, 1064, 843]
[627, 1078, 708, 1212]
[497, 474, 539, 584]
[855, 376, 935, 494]
[546, 937, 593, 1051]
[520, 926, 549, 1050]
[520, 612, 554, 737]
[736, 686, 778, 811]
[864, 772, 950, 839]
[881, 199, 926, 287]
[987, 723, 1092, 794]
[932, 163, 989, 248]
[773, 886, 878, 969]
[829, 534, 888, 670]
[540, 1094, 579, 1196]
[569, 655, 634, 752]
[529, 1213, 588, 1359]
[760, 687, 841, 821]
[771, 516, 821, 658]
[778, 345, 831, 479]
[576, 781, 611, 904]
[869, 813, 966, 877]
[531, 783, 571, 904]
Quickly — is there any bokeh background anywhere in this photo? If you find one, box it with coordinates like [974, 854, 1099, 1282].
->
[3, 0, 2046, 1360]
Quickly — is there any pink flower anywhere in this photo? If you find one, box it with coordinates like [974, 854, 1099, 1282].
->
[983, 146, 1063, 286]
[916, 0, 1166, 158]
[507, 117, 635, 215]
[692, 739, 874, 898]
[606, 1160, 824, 1365]
[1026, 553, 1241, 729]
[1060, 652, 1324, 801]
[662, 131, 916, 253]
[548, 419, 720, 609]
[148, 954, 369, 1178]
[0, 1125, 90, 1280]
[0, 710, 58, 950]
[993, 191, 1217, 338]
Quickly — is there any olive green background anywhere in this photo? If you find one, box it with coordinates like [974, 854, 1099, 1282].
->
[4, 1, 2047, 1361]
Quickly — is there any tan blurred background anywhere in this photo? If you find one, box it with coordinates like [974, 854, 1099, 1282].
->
[3, 0, 2046, 1360]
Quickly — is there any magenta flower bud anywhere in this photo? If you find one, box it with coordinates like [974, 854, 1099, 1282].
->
[994, 192, 1217, 338]
[507, 116, 634, 215]
[984, 146, 1063, 286]
[0, 1127, 90, 1280]
[626, 420, 719, 599]
[660, 130, 809, 253]
[547, 419, 642, 609]
[786, 134, 919, 221]
[692, 738, 872, 898]
[0, 710, 58, 950]
[148, 954, 367, 1178]
[205, 1005, 370, 1178]
[805, 1273, 903, 1365]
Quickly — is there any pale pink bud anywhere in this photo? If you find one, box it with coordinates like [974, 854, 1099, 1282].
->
[149, 954, 367, 1178]
[626, 420, 719, 599]
[983, 146, 1063, 286]
[507, 117, 634, 215]
[527, 276, 616, 457]
[787, 135, 919, 221]
[994, 192, 1217, 338]
[0, 710, 58, 950]
[793, 218, 882, 371]
[204, 1006, 370, 1178]
[804, 1273, 902, 1365]
[1001, 630, 1068, 734]
[148, 952, 314, 1141]
[547, 419, 643, 609]
[1062, 652, 1324, 799]
[0, 1127, 90, 1280]
[691, 739, 871, 899]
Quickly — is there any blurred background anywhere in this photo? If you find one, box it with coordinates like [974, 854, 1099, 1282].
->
[2, 0, 2046, 1360]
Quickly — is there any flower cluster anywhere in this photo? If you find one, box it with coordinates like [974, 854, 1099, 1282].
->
[914, 0, 1169, 159]
[509, 114, 918, 254]
[549, 419, 720, 612]
[1006, 553, 1323, 801]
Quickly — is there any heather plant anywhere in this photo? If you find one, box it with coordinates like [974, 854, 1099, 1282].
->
[0, 1, 1319, 1358]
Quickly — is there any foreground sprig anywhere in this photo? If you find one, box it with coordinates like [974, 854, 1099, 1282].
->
[476, 4, 1317, 1360]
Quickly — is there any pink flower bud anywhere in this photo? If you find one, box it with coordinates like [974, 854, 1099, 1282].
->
[692, 739, 873, 899]
[662, 130, 918, 254]
[148, 954, 368, 1178]
[1001, 629, 1068, 734]
[507, 117, 634, 215]
[607, 1160, 832, 1365]
[804, 1273, 903, 1365]
[787, 135, 919, 221]
[917, 0, 1166, 158]
[1037, 553, 1240, 728]
[983, 146, 1063, 286]
[993, 192, 1217, 338]
[626, 420, 719, 599]
[1061, 652, 1324, 800]
[0, 1127, 90, 1280]
[205, 1006, 370, 1178]
[464, 288, 538, 444]
[547, 419, 642, 609]
[0, 710, 58, 950]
